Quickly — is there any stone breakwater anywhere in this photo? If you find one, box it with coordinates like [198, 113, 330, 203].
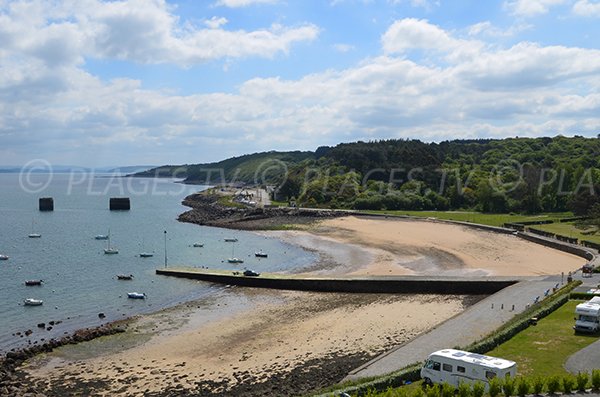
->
[178, 192, 343, 230]
[0, 323, 126, 397]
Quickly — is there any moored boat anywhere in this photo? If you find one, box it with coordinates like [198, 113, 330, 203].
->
[192, 242, 204, 247]
[227, 257, 244, 264]
[0, 254, 9, 260]
[95, 234, 109, 240]
[28, 219, 41, 238]
[104, 230, 118, 254]
[117, 274, 134, 280]
[23, 298, 43, 306]
[25, 279, 43, 286]
[224, 238, 238, 242]
[127, 292, 146, 299]
[139, 252, 153, 257]
[255, 251, 268, 258]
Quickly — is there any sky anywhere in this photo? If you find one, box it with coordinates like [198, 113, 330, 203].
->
[1, 0, 600, 167]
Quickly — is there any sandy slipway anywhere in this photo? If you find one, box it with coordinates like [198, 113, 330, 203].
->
[178, 192, 345, 230]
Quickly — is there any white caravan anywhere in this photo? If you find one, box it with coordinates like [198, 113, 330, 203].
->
[574, 296, 600, 333]
[421, 349, 517, 387]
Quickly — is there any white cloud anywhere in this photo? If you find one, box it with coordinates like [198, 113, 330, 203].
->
[214, 0, 279, 7]
[467, 21, 532, 37]
[0, 0, 318, 68]
[504, 0, 568, 17]
[572, 0, 600, 16]
[382, 18, 456, 53]
[333, 43, 355, 52]
[204, 16, 228, 29]
[1, 14, 600, 166]
[387, 0, 440, 9]
[381, 18, 484, 61]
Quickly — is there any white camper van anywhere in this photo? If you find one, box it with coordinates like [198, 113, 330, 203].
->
[574, 296, 600, 333]
[421, 349, 517, 387]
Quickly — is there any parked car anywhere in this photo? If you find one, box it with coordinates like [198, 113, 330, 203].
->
[243, 269, 260, 277]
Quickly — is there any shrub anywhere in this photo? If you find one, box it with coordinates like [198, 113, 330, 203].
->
[562, 375, 575, 394]
[472, 382, 485, 397]
[503, 377, 515, 397]
[532, 376, 545, 395]
[489, 378, 502, 397]
[440, 382, 455, 397]
[412, 387, 426, 397]
[516, 377, 530, 397]
[547, 375, 561, 394]
[457, 382, 471, 397]
[425, 384, 440, 397]
[576, 372, 589, 392]
[592, 369, 600, 391]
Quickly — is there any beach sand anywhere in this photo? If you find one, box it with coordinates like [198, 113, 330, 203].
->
[272, 216, 585, 277]
[20, 216, 586, 396]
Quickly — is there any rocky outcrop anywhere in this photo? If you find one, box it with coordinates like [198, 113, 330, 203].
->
[178, 193, 343, 230]
[0, 324, 126, 396]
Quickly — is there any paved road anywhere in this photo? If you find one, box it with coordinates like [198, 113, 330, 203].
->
[345, 275, 564, 381]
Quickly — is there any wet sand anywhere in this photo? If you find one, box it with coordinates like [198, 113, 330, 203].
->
[17, 216, 585, 396]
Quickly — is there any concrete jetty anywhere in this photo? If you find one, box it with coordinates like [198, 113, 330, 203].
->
[156, 267, 524, 295]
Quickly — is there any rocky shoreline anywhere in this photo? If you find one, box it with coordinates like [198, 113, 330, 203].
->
[178, 192, 345, 230]
[0, 322, 127, 396]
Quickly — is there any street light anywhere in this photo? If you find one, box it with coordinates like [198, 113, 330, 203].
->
[164, 230, 168, 268]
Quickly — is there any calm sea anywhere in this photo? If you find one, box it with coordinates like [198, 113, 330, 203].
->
[0, 173, 315, 352]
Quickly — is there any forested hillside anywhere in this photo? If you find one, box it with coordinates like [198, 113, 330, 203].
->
[286, 136, 600, 213]
[138, 136, 600, 214]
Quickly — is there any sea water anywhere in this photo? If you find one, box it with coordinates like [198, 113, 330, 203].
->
[0, 173, 315, 352]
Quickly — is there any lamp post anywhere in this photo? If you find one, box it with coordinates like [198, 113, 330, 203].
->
[164, 230, 167, 268]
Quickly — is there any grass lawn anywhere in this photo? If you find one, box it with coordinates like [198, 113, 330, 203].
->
[486, 300, 599, 377]
[533, 222, 600, 244]
[364, 211, 573, 227]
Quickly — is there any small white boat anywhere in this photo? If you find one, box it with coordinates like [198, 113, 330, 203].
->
[104, 230, 118, 254]
[127, 292, 146, 299]
[0, 254, 9, 260]
[227, 258, 244, 264]
[139, 252, 154, 258]
[95, 234, 109, 240]
[29, 219, 41, 238]
[193, 242, 204, 247]
[23, 298, 43, 306]
[224, 238, 238, 242]
[255, 251, 268, 258]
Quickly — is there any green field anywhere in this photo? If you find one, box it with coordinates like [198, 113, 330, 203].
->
[334, 300, 599, 397]
[366, 210, 573, 227]
[533, 222, 600, 244]
[486, 300, 599, 377]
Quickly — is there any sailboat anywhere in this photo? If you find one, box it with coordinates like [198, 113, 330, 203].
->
[28, 219, 41, 238]
[227, 242, 244, 264]
[104, 230, 119, 254]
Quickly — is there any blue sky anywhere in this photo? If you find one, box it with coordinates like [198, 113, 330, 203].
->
[1, 0, 599, 167]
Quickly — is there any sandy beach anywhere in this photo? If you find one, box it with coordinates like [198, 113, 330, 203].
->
[16, 216, 586, 396]
[273, 216, 585, 277]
